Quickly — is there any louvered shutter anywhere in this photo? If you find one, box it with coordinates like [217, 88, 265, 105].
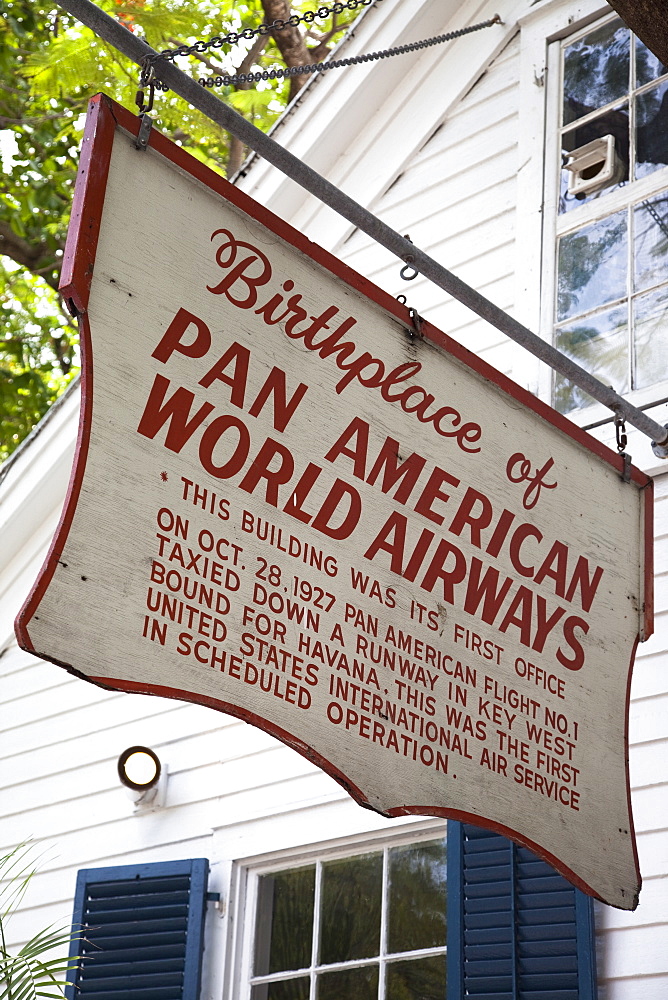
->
[446, 822, 597, 1000]
[65, 858, 209, 1000]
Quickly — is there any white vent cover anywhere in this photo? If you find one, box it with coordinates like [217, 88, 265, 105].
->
[564, 135, 625, 197]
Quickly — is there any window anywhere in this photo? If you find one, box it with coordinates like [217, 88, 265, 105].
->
[239, 822, 598, 1000]
[247, 835, 447, 1000]
[551, 13, 668, 413]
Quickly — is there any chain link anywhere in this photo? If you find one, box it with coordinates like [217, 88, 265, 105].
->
[198, 15, 502, 88]
[150, 0, 376, 65]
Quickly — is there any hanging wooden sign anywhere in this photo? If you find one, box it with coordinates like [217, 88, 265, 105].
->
[16, 95, 653, 910]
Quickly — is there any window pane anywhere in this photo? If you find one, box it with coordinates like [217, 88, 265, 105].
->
[554, 305, 629, 412]
[252, 979, 310, 1000]
[634, 285, 668, 388]
[255, 867, 315, 976]
[317, 965, 378, 1000]
[386, 956, 447, 1000]
[560, 105, 629, 213]
[635, 193, 668, 291]
[636, 36, 668, 88]
[557, 212, 627, 321]
[636, 80, 668, 178]
[563, 19, 629, 126]
[319, 854, 382, 965]
[388, 840, 446, 954]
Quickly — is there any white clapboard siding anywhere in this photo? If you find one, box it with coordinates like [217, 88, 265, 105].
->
[628, 741, 668, 794]
[334, 33, 521, 370]
[651, 571, 668, 611]
[0, 509, 64, 648]
[627, 782, 668, 838]
[629, 691, 668, 744]
[0, 689, 222, 791]
[633, 829, 668, 880]
[627, 650, 668, 702]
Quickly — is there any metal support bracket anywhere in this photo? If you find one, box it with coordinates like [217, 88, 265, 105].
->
[651, 425, 668, 459]
[408, 306, 423, 339]
[135, 113, 153, 151]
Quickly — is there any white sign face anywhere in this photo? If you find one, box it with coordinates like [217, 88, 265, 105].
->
[17, 97, 652, 909]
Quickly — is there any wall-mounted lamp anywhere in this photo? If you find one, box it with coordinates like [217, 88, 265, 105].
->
[117, 746, 167, 808]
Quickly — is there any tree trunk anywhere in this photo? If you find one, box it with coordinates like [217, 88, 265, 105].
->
[260, 0, 311, 102]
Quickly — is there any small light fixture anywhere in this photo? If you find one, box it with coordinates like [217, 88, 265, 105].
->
[117, 746, 166, 807]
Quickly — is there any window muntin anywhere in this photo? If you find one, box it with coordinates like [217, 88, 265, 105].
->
[559, 18, 668, 214]
[553, 14, 668, 413]
[249, 838, 446, 1000]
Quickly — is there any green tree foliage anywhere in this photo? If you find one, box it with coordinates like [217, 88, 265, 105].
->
[0, 0, 357, 461]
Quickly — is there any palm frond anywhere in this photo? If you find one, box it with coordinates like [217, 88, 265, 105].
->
[0, 845, 80, 1000]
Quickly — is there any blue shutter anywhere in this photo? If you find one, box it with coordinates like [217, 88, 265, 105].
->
[65, 858, 209, 1000]
[447, 822, 597, 1000]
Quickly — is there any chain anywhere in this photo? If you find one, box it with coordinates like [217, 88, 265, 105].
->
[147, 0, 377, 67]
[615, 415, 628, 454]
[615, 413, 632, 482]
[199, 15, 502, 88]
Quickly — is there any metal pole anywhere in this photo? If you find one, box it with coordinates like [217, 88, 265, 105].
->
[56, 0, 668, 450]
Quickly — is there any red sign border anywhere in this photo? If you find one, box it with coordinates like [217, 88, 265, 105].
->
[15, 94, 652, 907]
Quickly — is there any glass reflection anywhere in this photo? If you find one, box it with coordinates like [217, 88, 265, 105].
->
[634, 285, 668, 388]
[563, 19, 629, 126]
[636, 80, 668, 179]
[386, 956, 446, 1000]
[317, 965, 378, 1000]
[252, 978, 310, 1000]
[255, 867, 315, 976]
[319, 854, 382, 965]
[557, 212, 627, 321]
[560, 105, 629, 212]
[388, 840, 446, 954]
[635, 194, 668, 291]
[636, 36, 668, 88]
[555, 304, 628, 412]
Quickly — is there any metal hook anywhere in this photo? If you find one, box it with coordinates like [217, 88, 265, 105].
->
[400, 259, 419, 281]
[614, 414, 632, 482]
[615, 414, 627, 454]
[400, 233, 419, 281]
[136, 59, 156, 115]
[135, 58, 156, 150]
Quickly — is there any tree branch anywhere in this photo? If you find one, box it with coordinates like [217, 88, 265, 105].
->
[260, 0, 311, 102]
[0, 222, 61, 292]
[227, 33, 271, 178]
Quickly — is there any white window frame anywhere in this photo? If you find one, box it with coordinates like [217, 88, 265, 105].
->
[228, 819, 446, 1000]
[516, 0, 668, 454]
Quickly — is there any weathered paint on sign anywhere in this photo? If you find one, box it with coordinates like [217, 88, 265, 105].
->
[16, 95, 653, 910]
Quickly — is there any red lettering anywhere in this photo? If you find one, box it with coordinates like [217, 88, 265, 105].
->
[152, 307, 211, 364]
[137, 375, 214, 452]
[248, 367, 308, 432]
[207, 229, 271, 307]
[238, 438, 295, 507]
[199, 415, 250, 478]
[311, 479, 362, 540]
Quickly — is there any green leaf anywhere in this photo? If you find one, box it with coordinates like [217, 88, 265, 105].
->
[0, 0, 363, 457]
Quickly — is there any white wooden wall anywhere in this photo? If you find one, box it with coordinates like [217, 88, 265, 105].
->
[338, 32, 522, 378]
[1, 1, 667, 998]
